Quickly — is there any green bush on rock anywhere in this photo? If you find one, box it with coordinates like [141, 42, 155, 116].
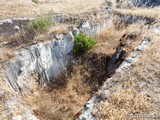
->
[73, 34, 97, 55]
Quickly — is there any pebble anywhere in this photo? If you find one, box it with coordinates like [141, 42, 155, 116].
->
[100, 89, 110, 100]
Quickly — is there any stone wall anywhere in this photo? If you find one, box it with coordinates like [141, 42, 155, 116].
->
[0, 18, 30, 37]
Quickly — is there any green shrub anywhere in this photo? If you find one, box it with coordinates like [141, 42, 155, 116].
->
[32, 0, 39, 4]
[29, 16, 52, 34]
[73, 34, 97, 55]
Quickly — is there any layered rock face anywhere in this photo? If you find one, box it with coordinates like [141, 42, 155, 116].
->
[3, 15, 113, 93]
[5, 36, 74, 92]
[115, 0, 160, 8]
[133, 0, 160, 7]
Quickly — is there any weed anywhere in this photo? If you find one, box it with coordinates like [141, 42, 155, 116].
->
[29, 16, 53, 34]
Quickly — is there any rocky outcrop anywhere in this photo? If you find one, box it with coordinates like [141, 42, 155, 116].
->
[0, 18, 31, 37]
[3, 16, 114, 93]
[4, 35, 74, 92]
[133, 0, 160, 7]
[2, 6, 156, 94]
[3, 10, 155, 93]
[115, 0, 160, 8]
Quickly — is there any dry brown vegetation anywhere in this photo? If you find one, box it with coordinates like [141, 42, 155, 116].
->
[94, 23, 146, 56]
[48, 24, 69, 35]
[23, 64, 94, 120]
[0, 0, 104, 19]
[93, 33, 160, 120]
[94, 27, 121, 55]
[0, 47, 14, 63]
[94, 88, 149, 120]
[115, 7, 160, 19]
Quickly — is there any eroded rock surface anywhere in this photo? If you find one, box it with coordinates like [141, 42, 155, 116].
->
[5, 35, 74, 92]
[116, 0, 160, 8]
[0, 18, 30, 37]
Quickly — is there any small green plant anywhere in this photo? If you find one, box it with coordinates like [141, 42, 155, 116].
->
[29, 16, 52, 34]
[73, 34, 97, 55]
[32, 0, 39, 4]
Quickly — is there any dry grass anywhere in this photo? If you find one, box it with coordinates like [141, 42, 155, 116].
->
[0, 0, 104, 19]
[0, 24, 69, 48]
[48, 24, 69, 35]
[23, 64, 94, 120]
[94, 26, 123, 55]
[94, 23, 145, 56]
[93, 32, 160, 120]
[94, 88, 149, 120]
[25, 24, 69, 43]
[115, 7, 160, 19]
[2, 34, 158, 119]
[0, 47, 14, 63]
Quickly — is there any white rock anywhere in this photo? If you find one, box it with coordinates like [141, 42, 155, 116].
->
[72, 28, 79, 36]
[100, 89, 110, 99]
[14, 26, 20, 31]
[125, 57, 133, 63]
[11, 115, 22, 120]
[0, 19, 13, 25]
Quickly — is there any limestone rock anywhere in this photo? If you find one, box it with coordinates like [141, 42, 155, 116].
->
[11, 115, 22, 120]
[100, 89, 110, 100]
[5, 36, 74, 92]
[14, 26, 20, 31]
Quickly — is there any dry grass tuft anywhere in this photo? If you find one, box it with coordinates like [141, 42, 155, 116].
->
[94, 23, 145, 56]
[48, 24, 69, 35]
[0, 47, 14, 63]
[115, 7, 160, 19]
[94, 26, 124, 55]
[23, 63, 94, 120]
[94, 88, 149, 120]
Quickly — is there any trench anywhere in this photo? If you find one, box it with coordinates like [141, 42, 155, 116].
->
[22, 44, 126, 120]
[21, 29, 141, 120]
[1, 9, 156, 119]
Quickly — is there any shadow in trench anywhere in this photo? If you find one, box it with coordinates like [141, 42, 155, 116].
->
[44, 43, 126, 93]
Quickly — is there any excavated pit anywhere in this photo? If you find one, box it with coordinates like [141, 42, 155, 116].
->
[0, 4, 159, 119]
[21, 43, 127, 120]
[21, 23, 146, 120]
